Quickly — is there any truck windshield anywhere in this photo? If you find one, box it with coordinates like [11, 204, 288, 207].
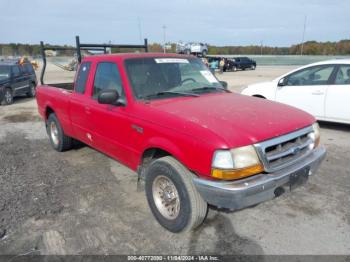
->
[0, 66, 10, 80]
[124, 57, 224, 100]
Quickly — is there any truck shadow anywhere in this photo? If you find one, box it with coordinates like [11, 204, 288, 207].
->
[12, 96, 35, 105]
[188, 210, 264, 257]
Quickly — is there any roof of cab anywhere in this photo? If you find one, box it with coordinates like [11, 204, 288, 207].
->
[82, 52, 194, 62]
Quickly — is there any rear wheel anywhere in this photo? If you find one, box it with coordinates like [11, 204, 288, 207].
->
[251, 65, 256, 70]
[47, 113, 73, 152]
[1, 88, 13, 105]
[232, 66, 237, 72]
[145, 156, 208, 233]
[202, 50, 207, 57]
[27, 83, 36, 98]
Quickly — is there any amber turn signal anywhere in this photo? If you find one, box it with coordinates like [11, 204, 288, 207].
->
[211, 164, 264, 180]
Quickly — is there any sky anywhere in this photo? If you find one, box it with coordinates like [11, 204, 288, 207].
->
[1, 0, 349, 47]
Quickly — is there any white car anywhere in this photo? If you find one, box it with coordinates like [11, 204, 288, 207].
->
[241, 59, 350, 124]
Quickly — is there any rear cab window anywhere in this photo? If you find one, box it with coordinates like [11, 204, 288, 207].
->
[75, 62, 91, 94]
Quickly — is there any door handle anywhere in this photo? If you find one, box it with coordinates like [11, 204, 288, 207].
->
[312, 90, 324, 95]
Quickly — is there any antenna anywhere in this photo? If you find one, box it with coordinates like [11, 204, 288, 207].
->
[300, 15, 307, 56]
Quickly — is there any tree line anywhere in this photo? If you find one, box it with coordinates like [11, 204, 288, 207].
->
[1, 40, 350, 56]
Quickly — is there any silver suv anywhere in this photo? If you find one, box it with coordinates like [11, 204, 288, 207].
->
[176, 42, 208, 57]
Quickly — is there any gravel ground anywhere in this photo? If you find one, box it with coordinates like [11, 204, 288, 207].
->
[0, 66, 349, 255]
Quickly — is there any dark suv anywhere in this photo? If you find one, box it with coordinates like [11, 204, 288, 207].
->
[225, 57, 256, 71]
[0, 59, 37, 105]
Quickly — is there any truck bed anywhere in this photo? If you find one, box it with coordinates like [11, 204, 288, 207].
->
[47, 82, 74, 90]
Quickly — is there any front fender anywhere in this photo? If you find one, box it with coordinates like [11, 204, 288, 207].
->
[138, 134, 213, 178]
[140, 136, 186, 166]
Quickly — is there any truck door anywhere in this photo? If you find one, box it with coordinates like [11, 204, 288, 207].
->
[69, 61, 95, 144]
[86, 61, 135, 166]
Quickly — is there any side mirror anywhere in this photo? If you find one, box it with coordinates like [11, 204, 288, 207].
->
[220, 81, 228, 89]
[278, 78, 286, 87]
[98, 89, 120, 105]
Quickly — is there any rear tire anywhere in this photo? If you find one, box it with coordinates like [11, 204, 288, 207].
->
[47, 113, 73, 152]
[251, 65, 256, 70]
[145, 156, 208, 233]
[232, 66, 237, 72]
[1, 88, 13, 105]
[27, 83, 36, 98]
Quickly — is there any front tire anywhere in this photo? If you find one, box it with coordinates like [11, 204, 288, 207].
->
[27, 83, 36, 98]
[47, 113, 73, 152]
[145, 156, 207, 233]
[1, 88, 13, 105]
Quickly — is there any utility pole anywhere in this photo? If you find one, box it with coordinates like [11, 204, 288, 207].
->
[300, 15, 307, 56]
[162, 25, 166, 53]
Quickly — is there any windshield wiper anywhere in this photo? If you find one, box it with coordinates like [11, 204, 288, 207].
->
[142, 91, 199, 100]
[191, 86, 230, 93]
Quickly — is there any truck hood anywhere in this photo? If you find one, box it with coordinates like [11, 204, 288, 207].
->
[146, 93, 315, 148]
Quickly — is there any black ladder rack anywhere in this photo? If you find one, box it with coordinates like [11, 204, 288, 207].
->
[39, 35, 148, 85]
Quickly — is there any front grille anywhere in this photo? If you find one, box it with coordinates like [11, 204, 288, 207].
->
[255, 126, 314, 172]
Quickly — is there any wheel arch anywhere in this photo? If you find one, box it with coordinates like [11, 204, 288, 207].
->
[138, 137, 190, 175]
[45, 105, 55, 120]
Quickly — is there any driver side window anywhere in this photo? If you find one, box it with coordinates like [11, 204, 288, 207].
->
[93, 62, 124, 99]
[286, 65, 335, 86]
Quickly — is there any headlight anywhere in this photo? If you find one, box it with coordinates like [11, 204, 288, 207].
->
[211, 145, 264, 180]
[308, 122, 321, 149]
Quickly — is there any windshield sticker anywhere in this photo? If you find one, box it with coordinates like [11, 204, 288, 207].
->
[200, 70, 219, 83]
[154, 58, 189, 64]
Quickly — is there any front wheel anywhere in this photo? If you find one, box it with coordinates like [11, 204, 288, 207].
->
[1, 88, 13, 105]
[145, 156, 207, 233]
[27, 83, 36, 98]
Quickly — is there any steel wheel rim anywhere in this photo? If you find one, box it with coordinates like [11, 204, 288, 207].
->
[152, 175, 180, 220]
[50, 121, 59, 146]
[5, 90, 12, 103]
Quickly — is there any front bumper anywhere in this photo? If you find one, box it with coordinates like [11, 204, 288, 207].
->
[193, 147, 326, 210]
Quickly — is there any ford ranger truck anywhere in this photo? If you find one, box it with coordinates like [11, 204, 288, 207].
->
[36, 53, 326, 233]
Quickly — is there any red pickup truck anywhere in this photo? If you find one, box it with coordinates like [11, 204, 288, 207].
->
[36, 53, 326, 232]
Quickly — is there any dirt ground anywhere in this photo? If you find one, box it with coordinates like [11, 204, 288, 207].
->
[0, 64, 349, 255]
